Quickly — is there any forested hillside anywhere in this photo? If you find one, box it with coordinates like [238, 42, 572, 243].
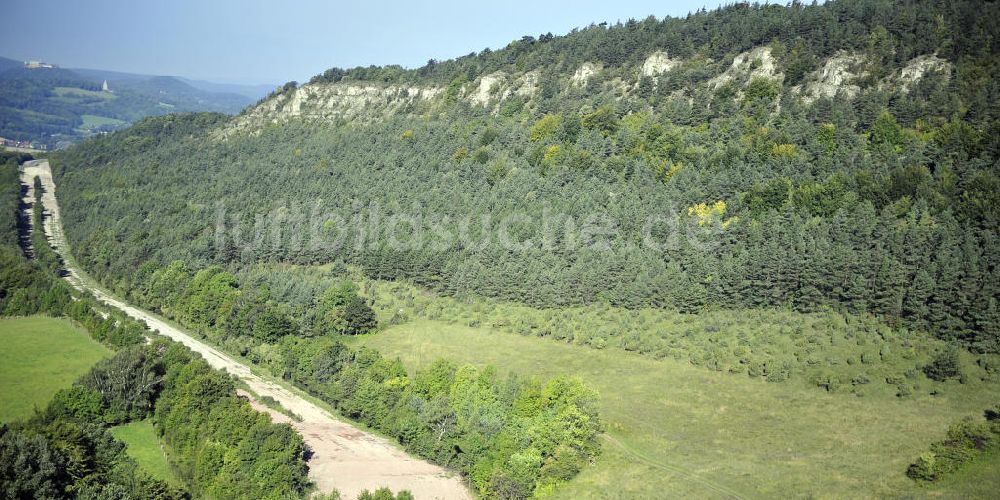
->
[0, 62, 253, 147]
[53, 0, 999, 355]
[0, 152, 310, 498]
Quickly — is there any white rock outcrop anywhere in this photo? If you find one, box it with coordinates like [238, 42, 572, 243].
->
[469, 72, 507, 106]
[641, 51, 680, 77]
[514, 71, 540, 97]
[216, 82, 442, 137]
[571, 62, 601, 86]
[795, 51, 866, 103]
[708, 46, 783, 89]
[898, 54, 950, 92]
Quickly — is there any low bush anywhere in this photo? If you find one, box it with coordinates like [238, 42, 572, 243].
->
[276, 337, 602, 498]
[906, 405, 1000, 482]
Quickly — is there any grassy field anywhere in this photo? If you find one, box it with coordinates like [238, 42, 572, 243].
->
[371, 280, 1000, 393]
[78, 114, 127, 131]
[349, 319, 1000, 499]
[0, 316, 110, 423]
[53, 87, 116, 100]
[111, 419, 180, 485]
[246, 266, 997, 396]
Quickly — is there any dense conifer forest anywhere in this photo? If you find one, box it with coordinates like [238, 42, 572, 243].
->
[53, 0, 999, 352]
[11, 0, 1000, 496]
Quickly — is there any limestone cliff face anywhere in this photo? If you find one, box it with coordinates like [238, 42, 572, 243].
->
[896, 54, 950, 92]
[216, 46, 952, 138]
[571, 62, 602, 86]
[468, 72, 507, 106]
[790, 52, 952, 102]
[708, 46, 784, 90]
[640, 51, 680, 78]
[463, 71, 543, 113]
[216, 82, 443, 137]
[793, 51, 867, 103]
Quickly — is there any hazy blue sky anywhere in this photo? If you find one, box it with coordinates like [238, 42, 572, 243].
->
[1, 0, 726, 84]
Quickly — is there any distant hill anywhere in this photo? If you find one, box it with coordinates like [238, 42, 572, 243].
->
[0, 56, 22, 73]
[72, 67, 277, 100]
[70, 67, 154, 83]
[177, 78, 277, 100]
[0, 60, 259, 147]
[114, 75, 251, 111]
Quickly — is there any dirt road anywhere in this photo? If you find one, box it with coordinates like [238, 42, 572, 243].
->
[20, 160, 470, 500]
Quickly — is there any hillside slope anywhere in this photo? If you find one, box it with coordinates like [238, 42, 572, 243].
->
[40, 1, 1000, 497]
[53, 0, 1000, 352]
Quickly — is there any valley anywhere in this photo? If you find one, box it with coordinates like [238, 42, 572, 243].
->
[3, 0, 1000, 498]
[18, 159, 469, 499]
[0, 57, 264, 148]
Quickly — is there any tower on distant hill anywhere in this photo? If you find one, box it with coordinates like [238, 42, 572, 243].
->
[102, 80, 110, 92]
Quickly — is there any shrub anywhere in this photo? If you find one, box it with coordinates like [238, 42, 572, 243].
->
[895, 384, 913, 398]
[387, 309, 409, 326]
[986, 405, 1000, 422]
[924, 348, 962, 381]
[814, 373, 840, 392]
[906, 452, 938, 481]
[358, 488, 414, 500]
[907, 409, 1000, 482]
[945, 417, 994, 451]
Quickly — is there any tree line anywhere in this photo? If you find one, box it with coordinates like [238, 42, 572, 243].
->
[116, 257, 604, 498]
[0, 154, 311, 498]
[126, 260, 377, 346]
[309, 0, 997, 94]
[0, 339, 311, 499]
[276, 336, 602, 498]
[906, 404, 1000, 482]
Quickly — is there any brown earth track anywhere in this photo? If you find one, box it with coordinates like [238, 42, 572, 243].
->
[20, 160, 470, 499]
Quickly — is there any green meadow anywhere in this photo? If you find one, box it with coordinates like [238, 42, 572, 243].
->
[0, 316, 110, 423]
[349, 319, 1000, 498]
[79, 114, 127, 131]
[53, 87, 116, 100]
[111, 419, 180, 485]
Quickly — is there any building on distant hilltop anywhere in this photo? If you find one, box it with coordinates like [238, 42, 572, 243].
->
[24, 60, 57, 69]
[102, 80, 111, 92]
